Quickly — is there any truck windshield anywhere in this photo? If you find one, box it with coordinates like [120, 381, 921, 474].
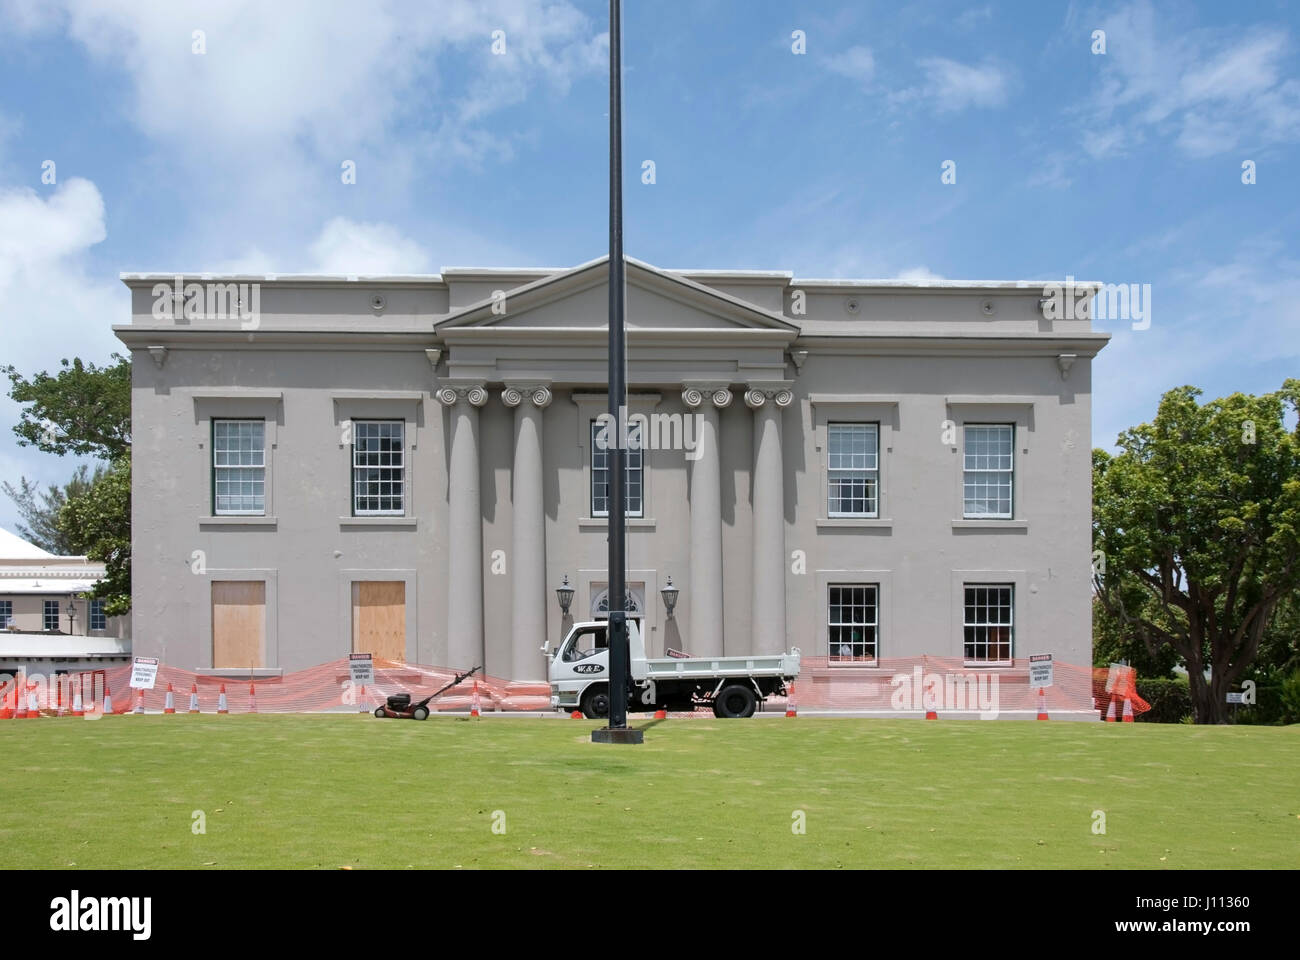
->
[562, 627, 608, 662]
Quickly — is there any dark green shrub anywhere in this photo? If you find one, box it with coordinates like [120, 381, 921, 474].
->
[1135, 677, 1192, 723]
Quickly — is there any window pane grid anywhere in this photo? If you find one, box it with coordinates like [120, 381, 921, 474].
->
[590, 421, 644, 517]
[44, 600, 60, 631]
[352, 421, 405, 515]
[213, 420, 266, 515]
[828, 423, 879, 516]
[89, 599, 106, 631]
[963, 584, 1014, 663]
[828, 584, 878, 664]
[0, 600, 11, 628]
[963, 424, 1013, 518]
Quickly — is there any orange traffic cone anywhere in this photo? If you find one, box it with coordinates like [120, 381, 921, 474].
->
[248, 680, 257, 714]
[358, 685, 370, 714]
[102, 678, 113, 715]
[785, 682, 798, 718]
[924, 689, 938, 720]
[188, 683, 199, 714]
[1104, 697, 1118, 721]
[56, 678, 67, 717]
[470, 682, 481, 718]
[14, 682, 27, 719]
[1036, 687, 1049, 721]
[133, 688, 146, 714]
[27, 683, 41, 717]
[217, 684, 228, 714]
[164, 683, 175, 714]
[71, 678, 84, 717]
[1122, 698, 1135, 723]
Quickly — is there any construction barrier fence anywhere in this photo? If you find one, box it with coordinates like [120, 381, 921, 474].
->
[0, 655, 1150, 720]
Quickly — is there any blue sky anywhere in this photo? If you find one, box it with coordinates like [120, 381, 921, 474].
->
[0, 0, 1297, 536]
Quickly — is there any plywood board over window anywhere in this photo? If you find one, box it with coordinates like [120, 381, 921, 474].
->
[212, 581, 266, 668]
[352, 581, 406, 661]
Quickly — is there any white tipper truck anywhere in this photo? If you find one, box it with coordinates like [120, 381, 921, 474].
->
[545, 619, 801, 718]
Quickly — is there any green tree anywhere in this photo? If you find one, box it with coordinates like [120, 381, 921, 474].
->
[2, 465, 107, 555]
[1092, 381, 1300, 723]
[5, 355, 132, 612]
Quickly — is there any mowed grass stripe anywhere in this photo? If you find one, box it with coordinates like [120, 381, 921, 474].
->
[1, 716, 1296, 869]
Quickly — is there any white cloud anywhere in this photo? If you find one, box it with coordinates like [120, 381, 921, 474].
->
[307, 218, 432, 275]
[911, 56, 1012, 112]
[896, 265, 945, 281]
[1083, 1, 1300, 157]
[825, 45, 875, 83]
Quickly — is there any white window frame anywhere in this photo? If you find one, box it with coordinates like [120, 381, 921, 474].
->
[827, 583, 879, 665]
[827, 422, 879, 518]
[352, 420, 406, 516]
[962, 583, 1014, 665]
[89, 599, 107, 631]
[212, 418, 266, 516]
[0, 599, 11, 628]
[44, 599, 60, 632]
[590, 420, 644, 518]
[962, 423, 1014, 519]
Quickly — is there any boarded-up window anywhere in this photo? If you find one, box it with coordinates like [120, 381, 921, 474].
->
[352, 581, 406, 661]
[212, 581, 266, 668]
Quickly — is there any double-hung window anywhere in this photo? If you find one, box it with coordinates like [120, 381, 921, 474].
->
[89, 599, 107, 631]
[352, 420, 405, 515]
[828, 584, 878, 664]
[0, 599, 12, 628]
[44, 599, 60, 632]
[963, 584, 1014, 664]
[827, 422, 878, 517]
[962, 424, 1013, 518]
[590, 420, 643, 517]
[213, 419, 266, 515]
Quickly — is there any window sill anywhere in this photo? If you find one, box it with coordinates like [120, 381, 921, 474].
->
[579, 517, 656, 529]
[200, 516, 277, 528]
[817, 518, 893, 529]
[951, 519, 1028, 530]
[338, 517, 418, 528]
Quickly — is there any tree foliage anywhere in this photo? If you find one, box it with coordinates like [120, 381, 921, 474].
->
[2, 465, 107, 555]
[1092, 380, 1300, 723]
[5, 355, 132, 613]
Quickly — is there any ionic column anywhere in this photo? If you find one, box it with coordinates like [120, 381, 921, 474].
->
[503, 384, 552, 681]
[682, 385, 731, 657]
[437, 384, 488, 670]
[746, 387, 794, 654]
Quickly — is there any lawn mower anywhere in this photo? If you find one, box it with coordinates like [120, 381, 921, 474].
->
[373, 665, 481, 720]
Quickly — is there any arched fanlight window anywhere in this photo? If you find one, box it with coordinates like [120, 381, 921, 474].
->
[591, 586, 643, 620]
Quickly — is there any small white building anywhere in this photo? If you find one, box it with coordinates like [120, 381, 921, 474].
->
[0, 528, 131, 671]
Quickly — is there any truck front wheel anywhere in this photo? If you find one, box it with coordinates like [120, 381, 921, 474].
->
[713, 684, 757, 718]
[581, 685, 610, 720]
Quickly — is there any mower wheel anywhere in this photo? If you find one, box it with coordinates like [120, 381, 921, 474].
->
[412, 706, 430, 721]
[373, 706, 386, 718]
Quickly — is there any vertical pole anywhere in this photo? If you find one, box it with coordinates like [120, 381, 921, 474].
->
[606, 0, 629, 732]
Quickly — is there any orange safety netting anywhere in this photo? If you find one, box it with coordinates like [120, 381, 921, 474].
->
[0, 656, 1150, 719]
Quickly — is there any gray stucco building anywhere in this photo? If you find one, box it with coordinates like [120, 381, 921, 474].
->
[115, 256, 1107, 684]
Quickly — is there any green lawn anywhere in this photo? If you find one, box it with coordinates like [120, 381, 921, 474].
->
[3, 715, 1297, 869]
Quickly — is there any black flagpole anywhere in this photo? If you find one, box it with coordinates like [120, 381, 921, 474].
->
[594, 0, 641, 744]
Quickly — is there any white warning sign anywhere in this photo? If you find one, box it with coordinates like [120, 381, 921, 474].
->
[130, 657, 159, 690]
[349, 653, 374, 686]
[1028, 654, 1054, 688]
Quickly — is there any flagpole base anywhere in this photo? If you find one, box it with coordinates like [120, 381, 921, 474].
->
[592, 726, 644, 745]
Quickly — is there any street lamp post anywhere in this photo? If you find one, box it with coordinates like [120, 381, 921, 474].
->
[593, 0, 642, 745]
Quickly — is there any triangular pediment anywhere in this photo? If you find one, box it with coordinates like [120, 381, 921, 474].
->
[435, 257, 798, 333]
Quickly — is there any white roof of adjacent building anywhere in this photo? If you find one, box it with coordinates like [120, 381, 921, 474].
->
[0, 633, 130, 658]
[0, 529, 105, 594]
[0, 528, 56, 560]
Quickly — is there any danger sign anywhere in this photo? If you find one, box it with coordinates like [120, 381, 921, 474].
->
[349, 653, 374, 686]
[130, 657, 159, 690]
[1028, 654, 1054, 688]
